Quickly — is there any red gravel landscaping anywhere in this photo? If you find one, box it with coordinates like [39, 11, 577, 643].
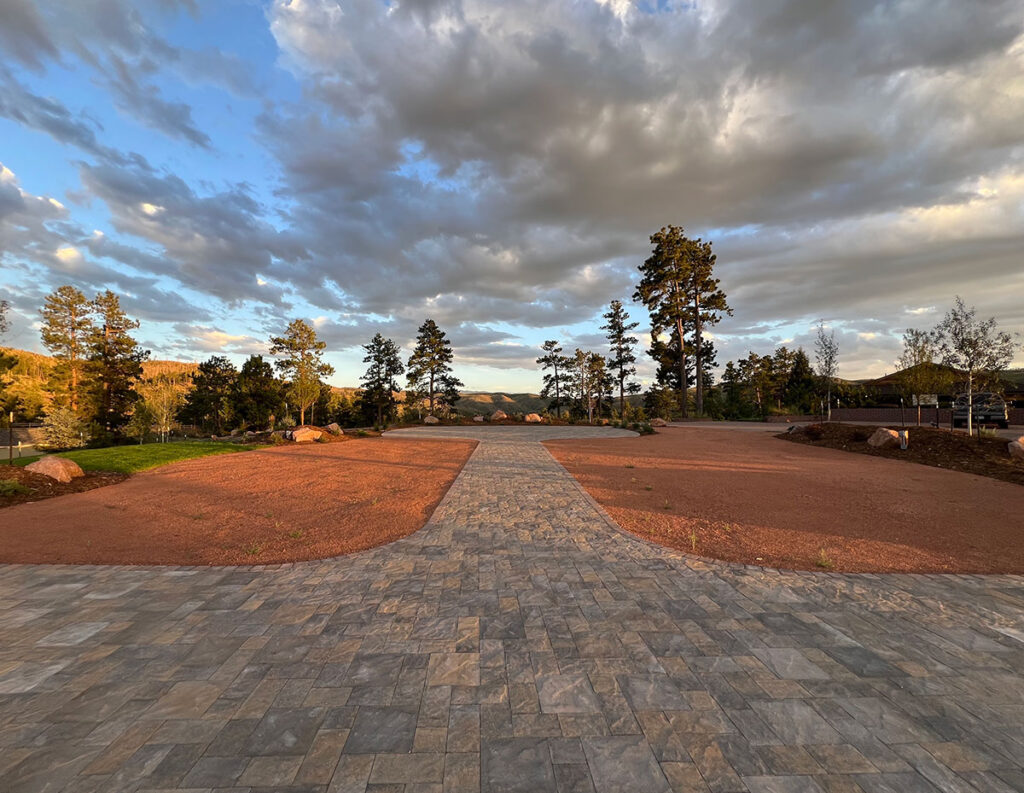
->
[546, 427, 1024, 574]
[0, 438, 476, 566]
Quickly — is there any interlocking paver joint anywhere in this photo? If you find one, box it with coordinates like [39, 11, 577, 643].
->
[1, 425, 1023, 793]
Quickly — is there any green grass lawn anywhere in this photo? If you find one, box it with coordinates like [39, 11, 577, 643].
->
[12, 441, 261, 474]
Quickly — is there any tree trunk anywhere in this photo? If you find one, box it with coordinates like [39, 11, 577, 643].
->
[619, 377, 625, 419]
[966, 371, 973, 437]
[694, 291, 703, 416]
[300, 406, 305, 425]
[557, 368, 565, 422]
[429, 371, 435, 415]
[675, 316, 688, 419]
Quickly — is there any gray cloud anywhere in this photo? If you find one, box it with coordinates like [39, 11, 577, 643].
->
[2, 0, 1023, 379]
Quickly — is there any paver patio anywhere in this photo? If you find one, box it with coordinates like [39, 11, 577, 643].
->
[1, 426, 1023, 793]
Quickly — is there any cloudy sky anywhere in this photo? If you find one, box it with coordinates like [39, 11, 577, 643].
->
[1, 0, 1022, 391]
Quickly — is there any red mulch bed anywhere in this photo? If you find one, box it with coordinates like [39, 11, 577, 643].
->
[0, 466, 128, 508]
[779, 423, 1024, 486]
[0, 438, 475, 566]
[546, 427, 1024, 574]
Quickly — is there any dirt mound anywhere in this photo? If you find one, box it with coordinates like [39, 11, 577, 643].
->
[781, 423, 1023, 486]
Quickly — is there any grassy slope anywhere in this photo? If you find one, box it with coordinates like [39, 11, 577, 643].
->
[16, 441, 259, 474]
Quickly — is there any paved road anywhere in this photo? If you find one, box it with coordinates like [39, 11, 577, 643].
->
[1, 426, 1023, 792]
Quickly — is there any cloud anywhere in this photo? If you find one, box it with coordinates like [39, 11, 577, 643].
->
[1, 0, 1023, 382]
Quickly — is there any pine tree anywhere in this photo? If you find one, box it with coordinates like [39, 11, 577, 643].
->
[269, 319, 335, 425]
[406, 319, 462, 417]
[634, 226, 698, 418]
[232, 355, 285, 430]
[687, 239, 730, 416]
[87, 290, 149, 430]
[180, 356, 238, 434]
[601, 300, 640, 418]
[40, 285, 95, 414]
[537, 340, 568, 418]
[360, 333, 405, 426]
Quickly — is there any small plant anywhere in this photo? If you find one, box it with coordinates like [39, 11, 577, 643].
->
[624, 463, 635, 469]
[244, 543, 263, 556]
[190, 513, 206, 520]
[816, 548, 833, 569]
[979, 428, 998, 439]
[663, 499, 671, 510]
[288, 529, 303, 539]
[689, 530, 698, 551]
[644, 484, 653, 491]
[0, 479, 30, 497]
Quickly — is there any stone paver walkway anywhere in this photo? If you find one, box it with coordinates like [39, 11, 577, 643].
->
[2, 426, 1023, 793]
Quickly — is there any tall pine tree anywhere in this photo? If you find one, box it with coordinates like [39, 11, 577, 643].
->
[269, 319, 334, 425]
[360, 333, 404, 426]
[688, 239, 730, 416]
[536, 340, 568, 418]
[40, 285, 95, 414]
[601, 300, 640, 418]
[634, 226, 697, 418]
[406, 319, 462, 417]
[88, 290, 149, 430]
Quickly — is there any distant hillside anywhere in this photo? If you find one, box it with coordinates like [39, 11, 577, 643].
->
[330, 386, 550, 416]
[1, 347, 197, 419]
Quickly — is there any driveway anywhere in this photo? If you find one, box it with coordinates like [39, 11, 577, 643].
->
[1, 425, 1022, 792]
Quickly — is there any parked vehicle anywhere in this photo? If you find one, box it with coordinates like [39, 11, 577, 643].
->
[952, 392, 1009, 429]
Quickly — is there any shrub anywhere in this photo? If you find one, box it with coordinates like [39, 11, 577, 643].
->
[41, 407, 90, 450]
[278, 415, 296, 429]
[0, 479, 30, 496]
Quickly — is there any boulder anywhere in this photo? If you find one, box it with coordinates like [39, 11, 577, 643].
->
[326, 423, 342, 435]
[473, 415, 485, 422]
[292, 427, 322, 443]
[245, 431, 256, 437]
[25, 455, 84, 484]
[490, 410, 508, 421]
[650, 418, 669, 427]
[524, 413, 542, 424]
[867, 427, 900, 448]
[424, 415, 440, 424]
[1010, 440, 1024, 461]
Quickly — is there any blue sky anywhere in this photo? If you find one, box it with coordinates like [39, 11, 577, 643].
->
[1, 0, 1022, 391]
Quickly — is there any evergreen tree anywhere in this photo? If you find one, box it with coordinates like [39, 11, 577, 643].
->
[269, 319, 335, 425]
[785, 349, 816, 413]
[40, 285, 95, 414]
[537, 340, 568, 418]
[687, 239, 730, 415]
[0, 300, 15, 409]
[87, 290, 149, 430]
[232, 355, 285, 430]
[588, 352, 614, 419]
[601, 300, 640, 417]
[406, 319, 462, 416]
[41, 406, 90, 450]
[360, 333, 405, 426]
[634, 226, 698, 418]
[180, 356, 238, 434]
